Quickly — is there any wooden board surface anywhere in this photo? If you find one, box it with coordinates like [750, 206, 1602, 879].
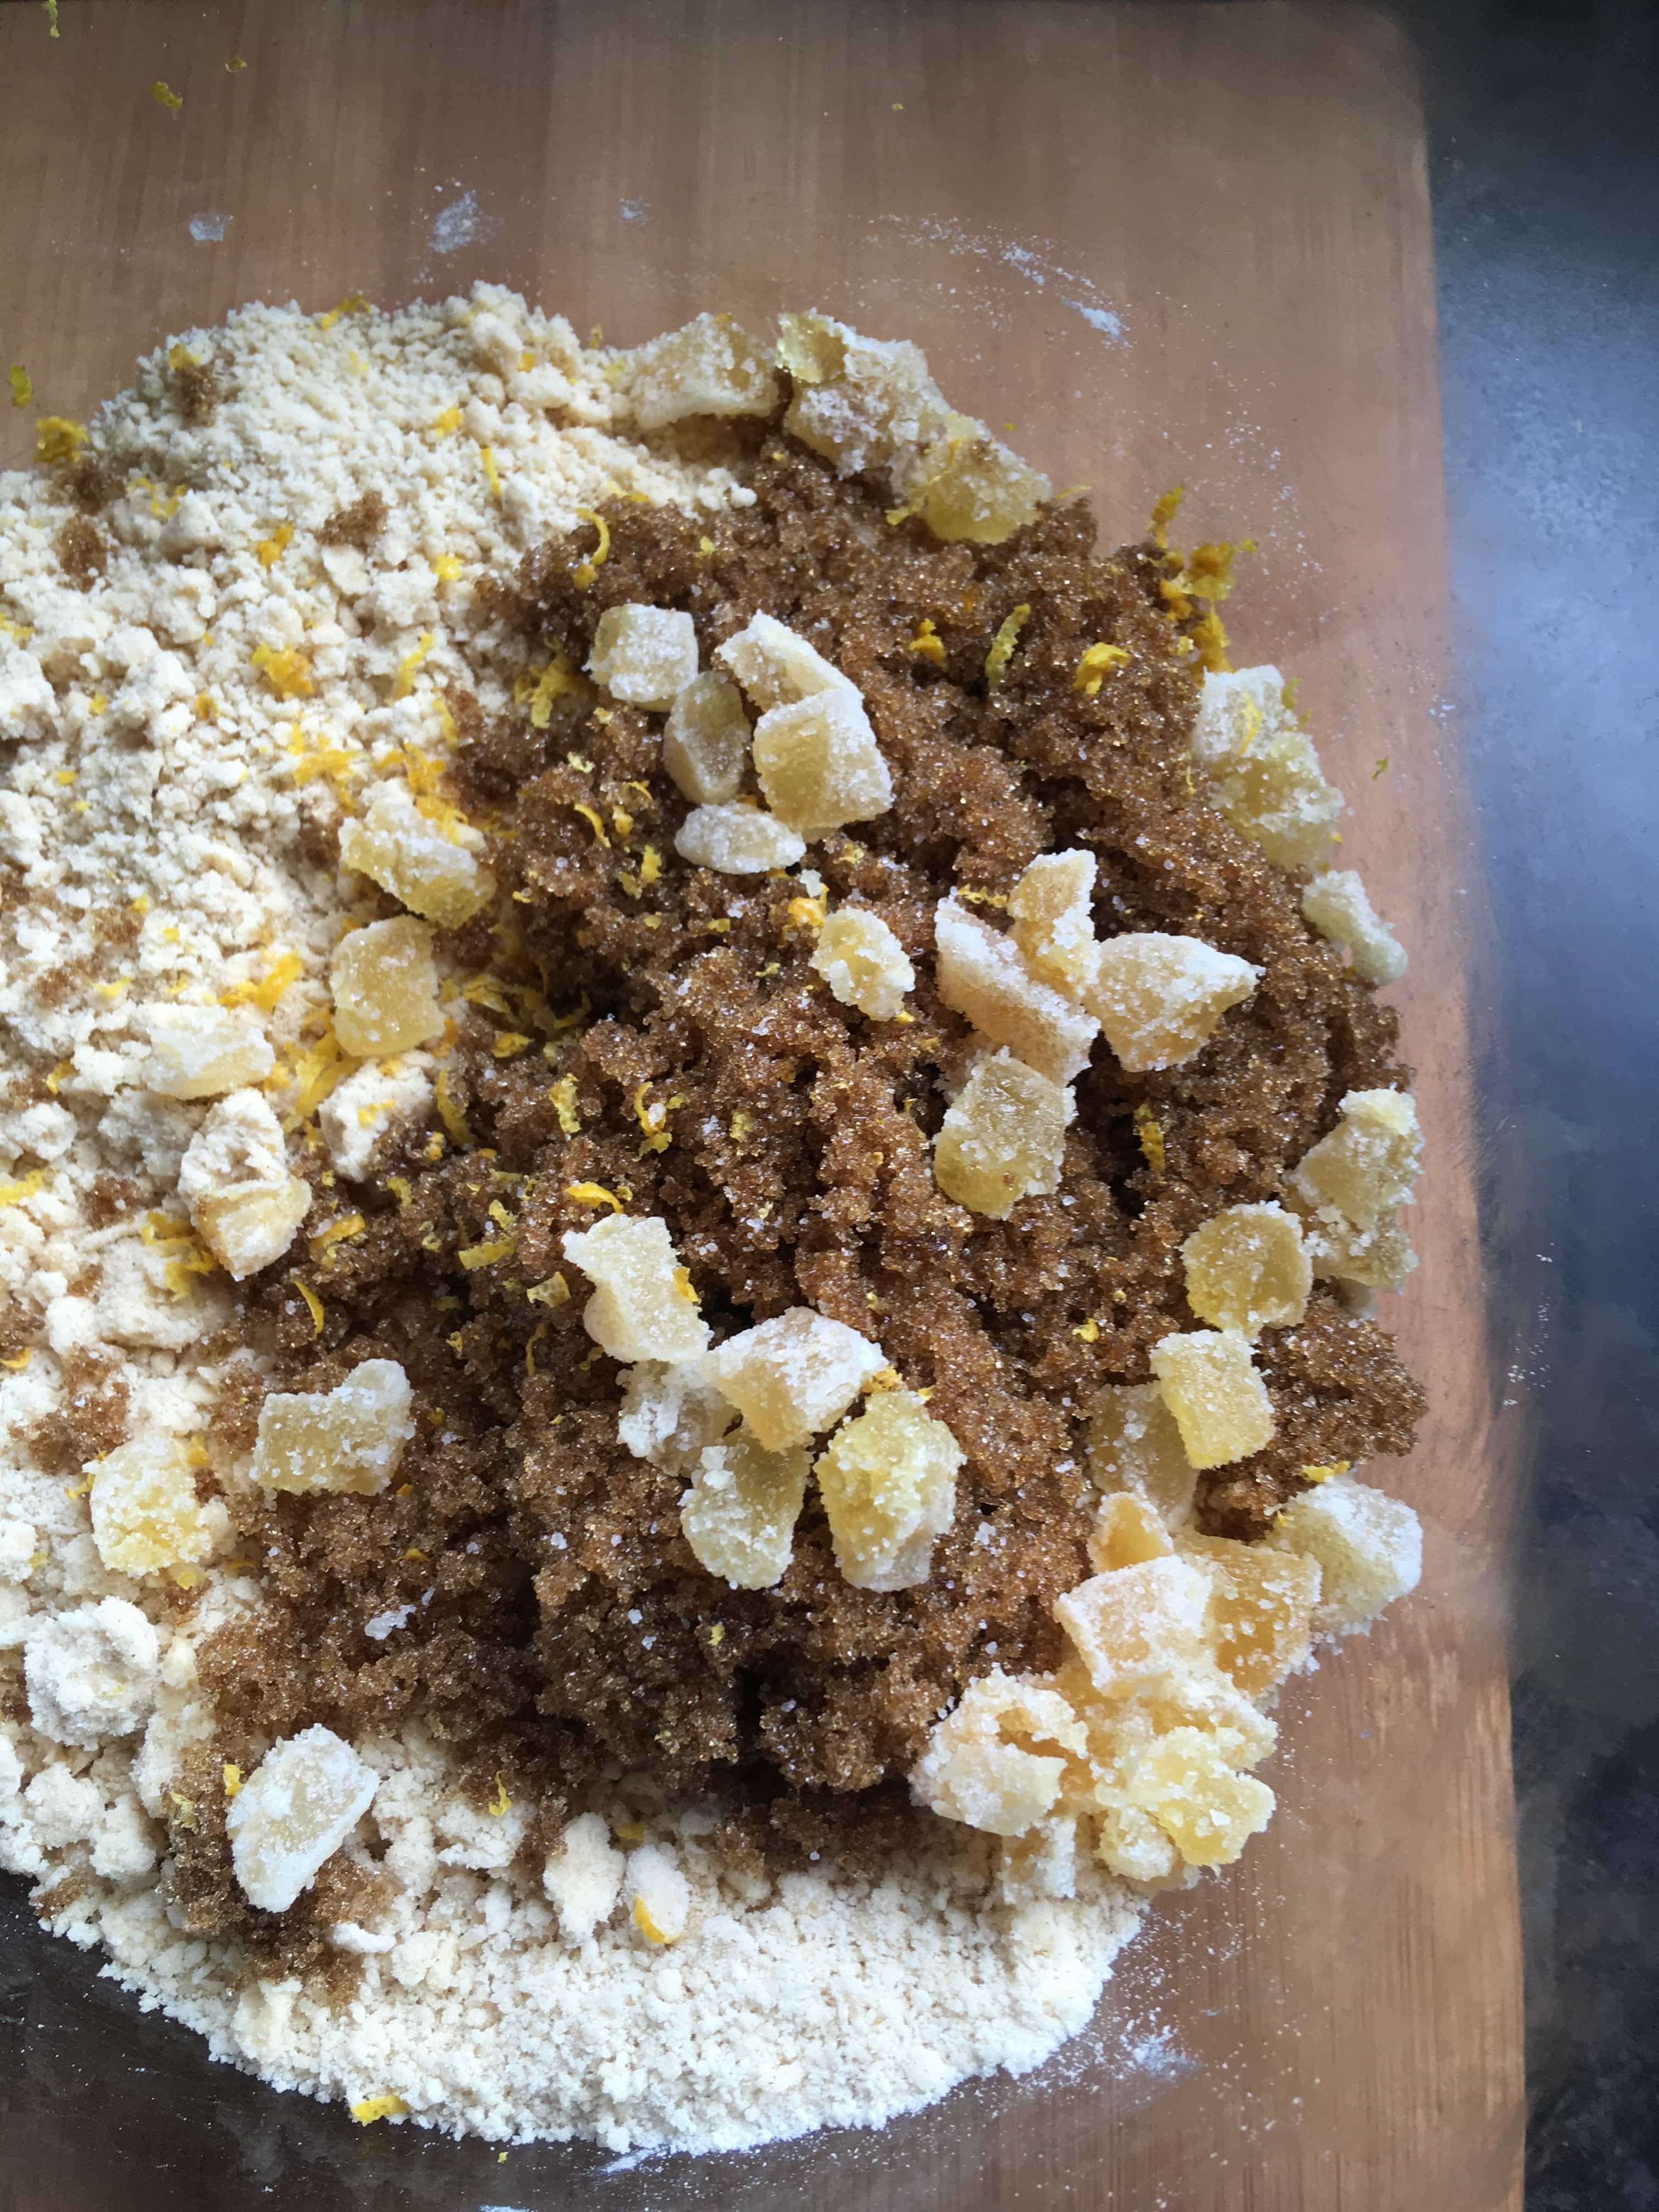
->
[0, 4, 1523, 2207]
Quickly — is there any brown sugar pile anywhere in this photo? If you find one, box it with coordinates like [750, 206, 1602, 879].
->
[191, 427, 1423, 1944]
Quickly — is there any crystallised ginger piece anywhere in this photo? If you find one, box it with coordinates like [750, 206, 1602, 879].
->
[1181, 1201, 1311, 1338]
[330, 916, 443, 1058]
[1266, 1472, 1422, 1637]
[1191, 665, 1344, 877]
[1301, 867, 1408, 986]
[1177, 1532, 1319, 1695]
[1086, 1383, 1197, 1529]
[933, 1047, 1071, 1219]
[710, 1306, 885, 1451]
[752, 688, 893, 836]
[714, 610, 855, 714]
[810, 907, 915, 1020]
[933, 899, 1099, 1085]
[228, 1724, 379, 1912]
[902, 411, 1051, 546]
[88, 1437, 212, 1577]
[1289, 1087, 1421, 1230]
[674, 802, 805, 875]
[1087, 932, 1260, 1073]
[1123, 1726, 1275, 1868]
[145, 1003, 274, 1099]
[1087, 1492, 1174, 1575]
[1149, 1329, 1275, 1470]
[178, 1088, 311, 1279]
[1053, 1556, 1213, 1701]
[586, 603, 699, 711]
[252, 1358, 415, 1497]
[1301, 1209, 1418, 1293]
[680, 1429, 809, 1589]
[338, 779, 495, 927]
[911, 1667, 1085, 1836]
[1008, 849, 1098, 1000]
[778, 313, 951, 483]
[622, 313, 779, 431]
[617, 1354, 733, 1471]
[815, 1387, 962, 1592]
[562, 1213, 710, 1364]
[661, 672, 751, 804]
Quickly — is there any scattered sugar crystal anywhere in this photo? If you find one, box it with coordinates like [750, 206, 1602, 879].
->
[24, 1598, 160, 1747]
[714, 611, 854, 713]
[1267, 1472, 1423, 1635]
[1302, 867, 1408, 986]
[627, 1842, 691, 1944]
[680, 1429, 809, 1589]
[542, 1810, 624, 1942]
[330, 916, 443, 1058]
[89, 1436, 212, 1577]
[616, 1355, 733, 1471]
[622, 313, 779, 431]
[1181, 1201, 1311, 1337]
[338, 778, 495, 927]
[815, 1389, 962, 1592]
[178, 1087, 311, 1278]
[227, 1725, 379, 1912]
[1087, 932, 1260, 1073]
[562, 1214, 710, 1364]
[933, 898, 1099, 1085]
[251, 1357, 415, 1497]
[1087, 1492, 1175, 1576]
[1178, 1532, 1319, 1694]
[1123, 1725, 1275, 1868]
[751, 688, 893, 836]
[933, 1047, 1071, 1219]
[144, 1003, 274, 1099]
[810, 906, 915, 1020]
[1289, 1087, 1421, 1229]
[661, 672, 751, 804]
[1008, 849, 1098, 999]
[778, 312, 951, 483]
[710, 1307, 885, 1450]
[1087, 1383, 1196, 1528]
[1053, 1558, 1212, 1701]
[674, 802, 805, 874]
[1149, 1329, 1275, 1470]
[911, 1668, 1084, 1836]
[1191, 665, 1345, 877]
[586, 604, 699, 710]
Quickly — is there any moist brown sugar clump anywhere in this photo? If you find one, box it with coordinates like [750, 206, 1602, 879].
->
[208, 432, 1424, 1884]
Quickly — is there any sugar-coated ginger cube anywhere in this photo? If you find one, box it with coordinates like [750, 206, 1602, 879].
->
[1302, 867, 1408, 986]
[145, 1004, 274, 1099]
[933, 1047, 1072, 1219]
[1087, 932, 1260, 1073]
[1088, 1492, 1175, 1575]
[1053, 1556, 1213, 1701]
[1177, 1532, 1319, 1695]
[933, 898, 1099, 1085]
[330, 916, 444, 1058]
[1191, 666, 1345, 878]
[617, 1354, 734, 1471]
[815, 1387, 962, 1591]
[752, 688, 893, 835]
[623, 313, 779, 431]
[88, 1436, 212, 1577]
[710, 1306, 885, 1450]
[810, 906, 915, 1021]
[318, 1059, 432, 1183]
[586, 603, 699, 711]
[714, 611, 855, 714]
[541, 1810, 623, 1942]
[1124, 1725, 1275, 1867]
[1149, 1329, 1275, 1470]
[1181, 1201, 1311, 1338]
[251, 1357, 415, 1497]
[338, 779, 495, 927]
[778, 312, 951, 482]
[1092, 1796, 1183, 1884]
[904, 412, 1052, 545]
[1289, 1087, 1421, 1231]
[1300, 1207, 1418, 1291]
[227, 1724, 379, 1912]
[178, 1087, 311, 1279]
[627, 1842, 692, 1944]
[680, 1428, 809, 1590]
[1008, 849, 1098, 1000]
[1266, 1471, 1422, 1636]
[674, 802, 806, 875]
[662, 672, 751, 804]
[1087, 1382, 1197, 1529]
[911, 1666, 1085, 1836]
[562, 1213, 710, 1364]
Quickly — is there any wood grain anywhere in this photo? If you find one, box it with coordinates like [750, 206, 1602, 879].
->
[0, 3, 1522, 2207]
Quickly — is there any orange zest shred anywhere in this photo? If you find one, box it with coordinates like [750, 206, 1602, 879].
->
[479, 444, 502, 501]
[349, 2096, 408, 2126]
[526, 1272, 569, 1307]
[393, 630, 436, 700]
[458, 1234, 514, 1271]
[434, 1064, 475, 1149]
[524, 652, 580, 730]
[910, 617, 946, 665]
[1149, 484, 1186, 550]
[311, 1212, 366, 1252]
[983, 603, 1031, 689]
[0, 1169, 47, 1207]
[255, 523, 292, 569]
[220, 949, 301, 1012]
[571, 507, 610, 589]
[294, 1279, 325, 1335]
[151, 80, 183, 111]
[251, 642, 314, 698]
[9, 366, 32, 408]
[317, 291, 368, 332]
[1132, 1102, 1166, 1176]
[1073, 642, 1131, 696]
[565, 1181, 623, 1213]
[487, 1774, 512, 1816]
[35, 416, 88, 464]
[547, 1075, 580, 1134]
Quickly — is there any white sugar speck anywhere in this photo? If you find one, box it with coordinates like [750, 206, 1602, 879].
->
[188, 213, 230, 243]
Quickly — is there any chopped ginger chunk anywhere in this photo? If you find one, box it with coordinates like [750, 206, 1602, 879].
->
[1087, 1492, 1175, 1575]
[1266, 1471, 1421, 1636]
[933, 898, 1099, 1085]
[1177, 1532, 1319, 1695]
[617, 1354, 734, 1471]
[1180, 1201, 1311, 1338]
[714, 611, 855, 713]
[586, 603, 699, 710]
[814, 1387, 962, 1591]
[178, 1087, 311, 1279]
[1192, 665, 1344, 877]
[1008, 848, 1098, 1000]
[623, 313, 779, 431]
[905, 413, 1050, 545]
[338, 780, 495, 927]
[1087, 1383, 1195, 1530]
[563, 1213, 709, 1364]
[251, 1358, 415, 1497]
[1122, 1725, 1274, 1868]
[751, 688, 893, 836]
[662, 671, 751, 804]
[228, 1725, 378, 1912]
[680, 1428, 808, 1589]
[145, 1003, 274, 1099]
[89, 1437, 212, 1577]
[674, 802, 805, 875]
[1087, 932, 1260, 1073]
[1289, 1087, 1421, 1230]
[933, 1047, 1071, 1219]
[810, 906, 915, 1021]
[1053, 1558, 1213, 1701]
[710, 1307, 885, 1451]
[1302, 867, 1407, 986]
[1148, 1329, 1274, 1470]
[910, 1668, 1084, 1836]
[330, 917, 443, 1058]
